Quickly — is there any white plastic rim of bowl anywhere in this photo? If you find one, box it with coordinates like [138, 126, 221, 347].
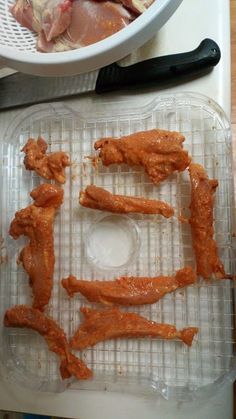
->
[0, 0, 183, 76]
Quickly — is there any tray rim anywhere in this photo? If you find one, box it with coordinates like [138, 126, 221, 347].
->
[0, 91, 236, 401]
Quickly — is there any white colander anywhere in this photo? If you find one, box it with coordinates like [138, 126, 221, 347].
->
[0, 0, 182, 76]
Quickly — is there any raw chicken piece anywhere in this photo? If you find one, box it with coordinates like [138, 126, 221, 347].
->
[62, 266, 197, 304]
[70, 307, 198, 350]
[79, 185, 174, 218]
[9, 184, 64, 311]
[94, 129, 191, 185]
[38, 0, 134, 52]
[96, 0, 154, 14]
[120, 0, 154, 13]
[189, 163, 226, 279]
[4, 305, 92, 380]
[10, 0, 35, 32]
[11, 0, 73, 41]
[22, 137, 70, 184]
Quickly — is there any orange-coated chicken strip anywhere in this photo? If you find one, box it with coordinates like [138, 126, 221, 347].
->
[9, 184, 64, 311]
[94, 129, 190, 185]
[22, 137, 70, 183]
[189, 163, 226, 279]
[70, 307, 198, 350]
[4, 305, 92, 380]
[62, 266, 196, 304]
[79, 185, 174, 218]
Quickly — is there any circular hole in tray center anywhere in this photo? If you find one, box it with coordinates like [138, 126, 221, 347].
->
[86, 214, 139, 270]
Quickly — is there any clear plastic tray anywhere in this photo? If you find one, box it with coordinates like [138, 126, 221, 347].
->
[0, 93, 236, 400]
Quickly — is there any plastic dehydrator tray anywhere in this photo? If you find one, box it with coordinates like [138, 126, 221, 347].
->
[0, 93, 236, 400]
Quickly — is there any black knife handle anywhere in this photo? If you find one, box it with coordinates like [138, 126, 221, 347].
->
[95, 38, 221, 94]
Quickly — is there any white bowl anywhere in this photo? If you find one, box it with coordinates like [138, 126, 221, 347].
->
[0, 0, 183, 76]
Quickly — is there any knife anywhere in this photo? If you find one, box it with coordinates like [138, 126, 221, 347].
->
[0, 38, 220, 110]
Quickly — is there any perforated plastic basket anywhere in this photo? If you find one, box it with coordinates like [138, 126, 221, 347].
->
[0, 0, 182, 75]
[0, 92, 236, 400]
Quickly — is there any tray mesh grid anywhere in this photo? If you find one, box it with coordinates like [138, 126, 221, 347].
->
[0, 94, 236, 397]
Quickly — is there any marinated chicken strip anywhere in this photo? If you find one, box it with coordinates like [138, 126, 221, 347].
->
[11, 0, 73, 41]
[22, 137, 70, 184]
[79, 185, 174, 218]
[62, 267, 196, 304]
[9, 184, 64, 311]
[70, 307, 198, 350]
[4, 305, 92, 380]
[94, 129, 190, 185]
[189, 163, 226, 279]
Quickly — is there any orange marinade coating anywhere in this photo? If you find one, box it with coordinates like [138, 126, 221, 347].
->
[62, 266, 196, 304]
[70, 307, 198, 350]
[79, 185, 174, 218]
[189, 163, 226, 279]
[22, 137, 70, 183]
[9, 184, 64, 311]
[4, 305, 92, 380]
[94, 129, 190, 185]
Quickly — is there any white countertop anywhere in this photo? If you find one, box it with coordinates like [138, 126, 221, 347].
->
[0, 0, 233, 418]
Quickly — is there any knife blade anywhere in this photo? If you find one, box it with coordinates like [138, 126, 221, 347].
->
[0, 38, 220, 110]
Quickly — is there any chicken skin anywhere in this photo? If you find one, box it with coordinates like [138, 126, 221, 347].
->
[4, 305, 92, 380]
[94, 0, 154, 14]
[116, 0, 154, 14]
[79, 185, 174, 218]
[94, 129, 190, 185]
[189, 163, 226, 279]
[62, 267, 196, 304]
[70, 307, 198, 350]
[9, 184, 64, 311]
[22, 137, 70, 184]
